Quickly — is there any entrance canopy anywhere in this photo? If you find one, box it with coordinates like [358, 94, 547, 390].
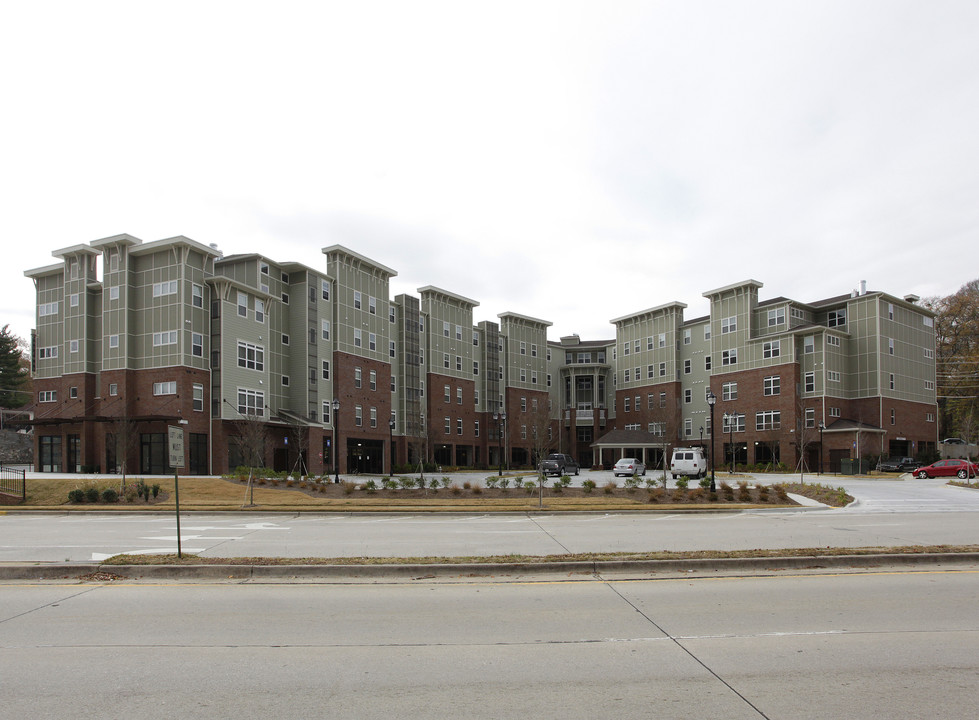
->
[592, 428, 671, 465]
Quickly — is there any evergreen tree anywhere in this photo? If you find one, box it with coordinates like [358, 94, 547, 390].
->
[0, 325, 30, 409]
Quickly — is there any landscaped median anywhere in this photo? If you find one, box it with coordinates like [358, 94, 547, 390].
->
[12, 474, 854, 512]
[3, 545, 977, 582]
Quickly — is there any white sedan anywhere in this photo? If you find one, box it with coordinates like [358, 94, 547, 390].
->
[613, 458, 646, 477]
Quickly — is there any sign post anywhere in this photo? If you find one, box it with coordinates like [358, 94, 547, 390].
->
[168, 425, 186, 559]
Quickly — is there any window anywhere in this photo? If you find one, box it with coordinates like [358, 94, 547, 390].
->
[473, 331, 479, 346]
[520, 397, 527, 412]
[723, 413, 745, 432]
[355, 405, 363, 427]
[281, 272, 289, 283]
[924, 380, 935, 390]
[322, 360, 330, 380]
[768, 308, 785, 326]
[888, 302, 894, 320]
[109, 383, 118, 396]
[110, 252, 119, 272]
[684, 359, 691, 374]
[444, 417, 451, 434]
[354, 367, 362, 389]
[371, 407, 377, 428]
[828, 370, 841, 382]
[926, 412, 935, 423]
[473, 361, 479, 375]
[444, 385, 451, 403]
[829, 407, 841, 418]
[659, 392, 666, 408]
[520, 341, 527, 355]
[721, 316, 737, 334]
[520, 368, 526, 382]
[704, 325, 711, 340]
[624, 397, 631, 412]
[890, 408, 896, 425]
[456, 387, 463, 405]
[805, 372, 815, 393]
[255, 299, 265, 323]
[763, 340, 780, 359]
[722, 349, 737, 366]
[763, 376, 780, 396]
[805, 408, 815, 428]
[282, 333, 290, 345]
[658, 333, 666, 348]
[369, 370, 377, 391]
[923, 316, 934, 328]
[369, 296, 376, 315]
[322, 320, 330, 340]
[281, 292, 289, 305]
[684, 389, 692, 404]
[390, 341, 396, 358]
[282, 375, 290, 386]
[237, 291, 247, 316]
[109, 335, 119, 349]
[69, 386, 78, 399]
[354, 291, 362, 310]
[685, 419, 692, 437]
[683, 329, 691, 345]
[321, 280, 330, 300]
[237, 341, 265, 371]
[722, 382, 737, 401]
[827, 309, 846, 327]
[827, 336, 840, 347]
[69, 293, 79, 308]
[633, 340, 640, 354]
[756, 411, 781, 431]
[39, 346, 58, 359]
[369, 333, 377, 352]
[322, 401, 331, 424]
[443, 353, 449, 369]
[924, 348, 934, 359]
[260, 262, 270, 275]
[390, 306, 395, 323]
[532, 343, 538, 357]
[532, 371, 538, 385]
[889, 373, 895, 390]
[192, 284, 204, 308]
[192, 333, 203, 357]
[624, 369, 631, 383]
[193, 384, 204, 412]
[659, 362, 666, 377]
[69, 339, 78, 353]
[153, 331, 178, 347]
[474, 421, 480, 437]
[647, 364, 654, 379]
[888, 338, 894, 355]
[154, 281, 178, 298]
[153, 381, 177, 396]
[354, 329, 362, 347]
[456, 325, 463, 341]
[39, 390, 57, 402]
[521, 425, 527, 440]
[109, 286, 119, 301]
[456, 355, 462, 371]
[650, 422, 665, 436]
[39, 302, 59, 317]
[443, 321, 450, 338]
[705, 355, 712, 371]
[804, 336, 814, 354]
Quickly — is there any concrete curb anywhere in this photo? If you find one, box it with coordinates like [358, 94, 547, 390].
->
[2, 552, 977, 581]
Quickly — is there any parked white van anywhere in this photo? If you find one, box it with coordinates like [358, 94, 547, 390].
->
[670, 447, 708, 479]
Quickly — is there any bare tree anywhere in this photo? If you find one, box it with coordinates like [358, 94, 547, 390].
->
[108, 415, 141, 492]
[288, 418, 310, 478]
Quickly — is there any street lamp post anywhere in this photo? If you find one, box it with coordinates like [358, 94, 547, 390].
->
[699, 426, 704, 450]
[706, 391, 716, 492]
[493, 412, 506, 476]
[388, 416, 396, 476]
[332, 398, 341, 483]
[818, 421, 825, 475]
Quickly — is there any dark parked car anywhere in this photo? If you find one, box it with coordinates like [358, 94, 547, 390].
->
[539, 453, 580, 476]
[878, 456, 921, 472]
[915, 458, 979, 479]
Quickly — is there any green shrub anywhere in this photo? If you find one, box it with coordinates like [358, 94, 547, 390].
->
[363, 479, 378, 493]
[523, 480, 536, 493]
[84, 487, 100, 503]
[428, 477, 441, 490]
[699, 476, 712, 490]
[101, 488, 119, 503]
[624, 476, 640, 490]
[644, 477, 657, 489]
[382, 478, 398, 490]
[398, 477, 416, 490]
[152, 484, 160, 499]
[582, 479, 596, 493]
[675, 476, 689, 490]
[559, 475, 572, 487]
[68, 489, 85, 503]
[440, 476, 451, 489]
[500, 478, 511, 491]
[485, 477, 499, 489]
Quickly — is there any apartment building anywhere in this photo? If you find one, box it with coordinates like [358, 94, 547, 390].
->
[548, 279, 938, 473]
[26, 236, 937, 476]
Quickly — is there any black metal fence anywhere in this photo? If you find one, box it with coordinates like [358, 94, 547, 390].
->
[0, 465, 26, 503]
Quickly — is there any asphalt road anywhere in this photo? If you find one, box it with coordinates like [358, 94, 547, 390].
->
[2, 476, 978, 563]
[3, 566, 977, 719]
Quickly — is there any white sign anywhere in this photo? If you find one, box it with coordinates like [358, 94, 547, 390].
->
[168, 426, 185, 468]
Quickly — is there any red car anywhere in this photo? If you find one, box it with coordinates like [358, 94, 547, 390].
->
[915, 458, 979, 479]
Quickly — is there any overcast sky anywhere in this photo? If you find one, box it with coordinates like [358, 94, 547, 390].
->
[3, 0, 978, 347]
